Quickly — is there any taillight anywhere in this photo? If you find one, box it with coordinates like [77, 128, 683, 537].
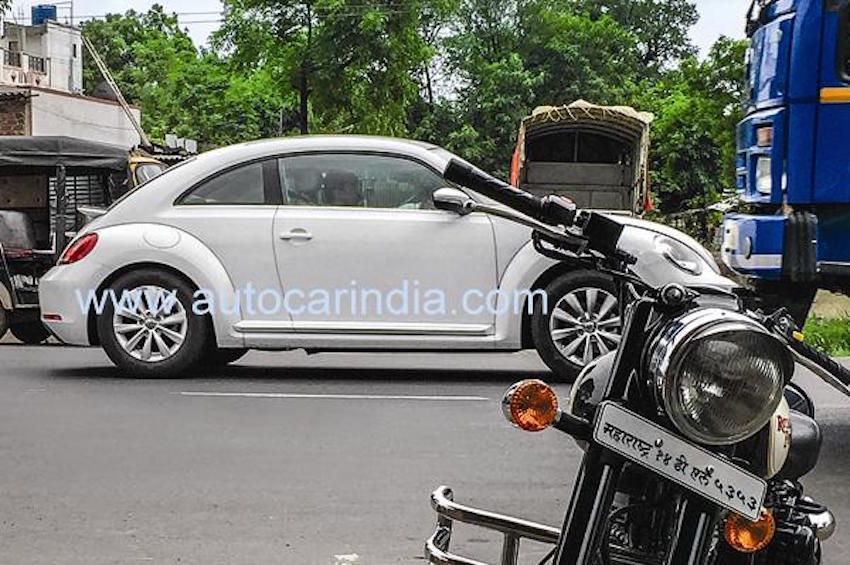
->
[58, 233, 98, 265]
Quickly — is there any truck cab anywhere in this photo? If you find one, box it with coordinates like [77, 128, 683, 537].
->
[723, 0, 850, 320]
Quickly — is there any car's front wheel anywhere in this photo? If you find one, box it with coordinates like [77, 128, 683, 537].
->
[531, 271, 622, 382]
[97, 269, 211, 378]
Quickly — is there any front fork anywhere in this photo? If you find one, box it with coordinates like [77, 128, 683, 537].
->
[554, 297, 720, 564]
[553, 446, 719, 565]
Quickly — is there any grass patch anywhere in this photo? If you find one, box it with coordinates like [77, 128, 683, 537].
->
[803, 317, 850, 357]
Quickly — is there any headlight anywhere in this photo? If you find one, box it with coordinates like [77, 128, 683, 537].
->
[654, 235, 702, 275]
[756, 157, 772, 194]
[648, 308, 793, 446]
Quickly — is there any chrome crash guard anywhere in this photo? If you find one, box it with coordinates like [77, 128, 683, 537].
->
[424, 486, 560, 565]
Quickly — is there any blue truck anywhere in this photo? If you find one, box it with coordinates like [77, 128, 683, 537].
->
[722, 0, 850, 323]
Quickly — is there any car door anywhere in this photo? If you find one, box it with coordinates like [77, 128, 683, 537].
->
[271, 152, 498, 338]
[162, 158, 284, 326]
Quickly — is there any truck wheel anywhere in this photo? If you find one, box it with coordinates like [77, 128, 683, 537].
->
[10, 322, 50, 344]
[205, 348, 249, 367]
[752, 281, 816, 327]
[97, 269, 211, 378]
[0, 308, 9, 340]
[531, 271, 622, 383]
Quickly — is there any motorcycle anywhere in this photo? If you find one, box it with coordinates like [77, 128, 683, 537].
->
[425, 159, 846, 565]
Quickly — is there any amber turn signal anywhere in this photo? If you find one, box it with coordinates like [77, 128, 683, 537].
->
[502, 380, 559, 432]
[725, 509, 776, 553]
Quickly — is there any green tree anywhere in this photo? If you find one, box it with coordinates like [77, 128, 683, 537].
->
[518, 3, 642, 107]
[568, 0, 699, 70]
[81, 6, 197, 104]
[638, 37, 748, 215]
[81, 5, 289, 147]
[415, 0, 645, 176]
[215, 0, 433, 136]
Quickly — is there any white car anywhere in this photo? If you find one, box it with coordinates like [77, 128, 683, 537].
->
[38, 136, 732, 378]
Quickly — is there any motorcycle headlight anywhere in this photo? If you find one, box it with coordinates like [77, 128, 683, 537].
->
[648, 308, 793, 446]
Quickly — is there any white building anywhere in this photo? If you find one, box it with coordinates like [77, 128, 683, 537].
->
[0, 18, 142, 149]
[1, 20, 82, 93]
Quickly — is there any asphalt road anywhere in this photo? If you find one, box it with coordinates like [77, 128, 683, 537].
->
[0, 345, 848, 565]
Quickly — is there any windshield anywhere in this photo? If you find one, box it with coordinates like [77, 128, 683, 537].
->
[135, 162, 167, 184]
[109, 157, 195, 211]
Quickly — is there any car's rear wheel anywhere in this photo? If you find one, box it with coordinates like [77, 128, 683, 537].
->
[97, 269, 211, 378]
[205, 348, 249, 367]
[531, 271, 622, 382]
[10, 321, 50, 344]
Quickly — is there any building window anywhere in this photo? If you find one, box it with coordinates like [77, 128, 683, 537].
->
[3, 50, 22, 68]
[29, 56, 46, 73]
[73, 44, 78, 58]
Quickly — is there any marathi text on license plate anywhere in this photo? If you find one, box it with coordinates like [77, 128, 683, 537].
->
[592, 401, 767, 521]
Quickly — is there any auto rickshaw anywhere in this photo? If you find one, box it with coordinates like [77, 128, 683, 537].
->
[0, 136, 166, 343]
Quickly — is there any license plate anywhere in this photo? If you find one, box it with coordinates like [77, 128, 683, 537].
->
[593, 402, 767, 521]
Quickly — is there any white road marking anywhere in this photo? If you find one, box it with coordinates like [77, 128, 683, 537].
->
[179, 391, 490, 401]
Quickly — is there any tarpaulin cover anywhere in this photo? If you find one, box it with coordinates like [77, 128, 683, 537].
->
[0, 136, 128, 170]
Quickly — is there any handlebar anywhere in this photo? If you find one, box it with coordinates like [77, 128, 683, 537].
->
[443, 159, 626, 257]
[765, 309, 850, 398]
[789, 338, 850, 398]
[444, 159, 577, 227]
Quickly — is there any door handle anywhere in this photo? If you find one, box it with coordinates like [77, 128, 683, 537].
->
[279, 229, 313, 241]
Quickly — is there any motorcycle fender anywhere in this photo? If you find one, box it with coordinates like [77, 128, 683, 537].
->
[766, 397, 792, 479]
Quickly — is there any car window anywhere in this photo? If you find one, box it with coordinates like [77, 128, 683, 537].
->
[279, 154, 445, 209]
[181, 161, 267, 205]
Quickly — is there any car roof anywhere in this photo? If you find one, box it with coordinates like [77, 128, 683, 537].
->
[194, 135, 448, 169]
[99, 135, 458, 224]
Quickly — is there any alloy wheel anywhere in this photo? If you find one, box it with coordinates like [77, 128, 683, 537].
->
[112, 285, 188, 363]
[548, 287, 622, 366]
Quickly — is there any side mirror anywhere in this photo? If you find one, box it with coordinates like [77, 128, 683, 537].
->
[433, 187, 475, 215]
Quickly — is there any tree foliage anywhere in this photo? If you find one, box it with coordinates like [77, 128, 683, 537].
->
[567, 0, 699, 70]
[638, 37, 748, 214]
[79, 1, 747, 214]
[214, 0, 432, 135]
[81, 6, 290, 146]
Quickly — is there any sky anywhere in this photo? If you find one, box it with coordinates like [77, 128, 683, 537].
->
[7, 0, 748, 57]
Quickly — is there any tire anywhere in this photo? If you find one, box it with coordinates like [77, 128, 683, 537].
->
[752, 281, 816, 327]
[97, 269, 211, 378]
[531, 270, 622, 383]
[0, 308, 9, 341]
[10, 321, 50, 344]
[205, 348, 249, 367]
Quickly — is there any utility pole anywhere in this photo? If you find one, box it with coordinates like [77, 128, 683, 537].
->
[81, 35, 152, 149]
